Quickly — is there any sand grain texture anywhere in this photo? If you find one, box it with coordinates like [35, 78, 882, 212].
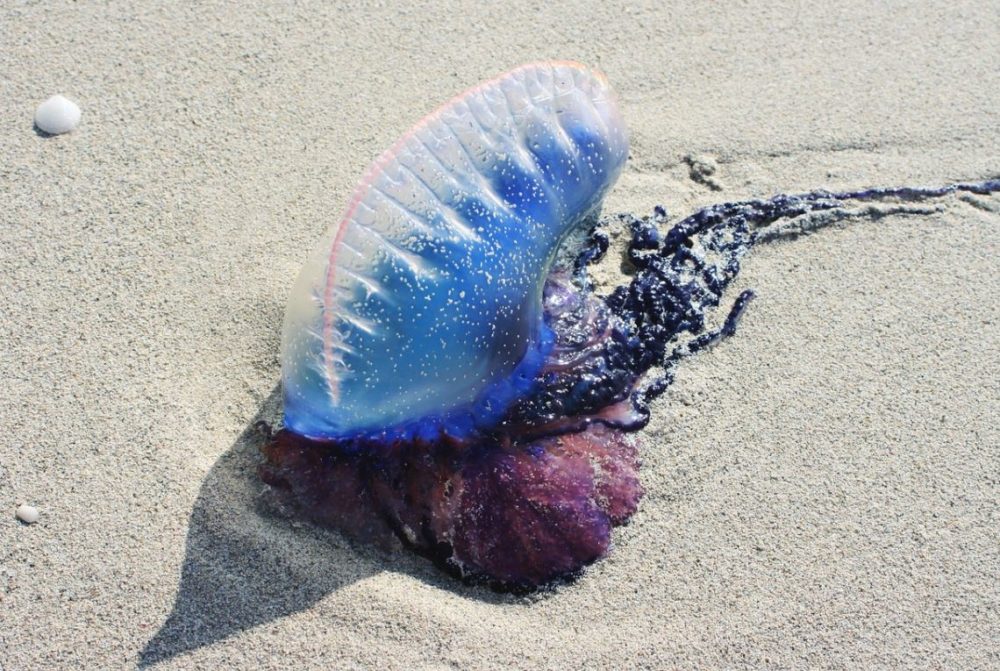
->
[2, 1, 998, 669]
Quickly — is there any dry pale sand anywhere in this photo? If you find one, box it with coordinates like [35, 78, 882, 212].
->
[2, 1, 998, 669]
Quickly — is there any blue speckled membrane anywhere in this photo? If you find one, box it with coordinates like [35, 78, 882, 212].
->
[281, 63, 629, 440]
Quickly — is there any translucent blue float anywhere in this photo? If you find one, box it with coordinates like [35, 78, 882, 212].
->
[280, 62, 628, 440]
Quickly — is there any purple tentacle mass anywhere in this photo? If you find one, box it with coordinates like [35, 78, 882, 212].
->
[262, 176, 998, 590]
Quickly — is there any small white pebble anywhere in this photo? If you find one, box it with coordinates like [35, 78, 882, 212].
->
[34, 95, 81, 135]
[16, 504, 39, 524]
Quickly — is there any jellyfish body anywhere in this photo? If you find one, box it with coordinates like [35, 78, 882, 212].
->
[259, 64, 1000, 590]
[281, 62, 628, 441]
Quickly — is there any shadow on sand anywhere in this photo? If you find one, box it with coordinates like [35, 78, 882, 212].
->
[140, 386, 508, 667]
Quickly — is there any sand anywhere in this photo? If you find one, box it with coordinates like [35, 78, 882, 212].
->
[2, 1, 998, 669]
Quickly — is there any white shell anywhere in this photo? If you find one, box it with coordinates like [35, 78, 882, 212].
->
[16, 503, 40, 524]
[34, 95, 81, 135]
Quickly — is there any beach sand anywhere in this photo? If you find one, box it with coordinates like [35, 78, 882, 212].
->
[2, 2, 998, 668]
